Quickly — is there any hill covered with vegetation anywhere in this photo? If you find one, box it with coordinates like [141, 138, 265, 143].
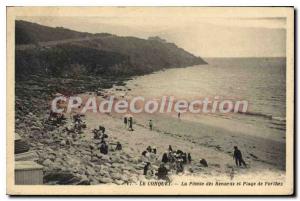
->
[15, 20, 207, 80]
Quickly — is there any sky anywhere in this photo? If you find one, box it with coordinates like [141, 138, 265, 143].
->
[20, 15, 286, 58]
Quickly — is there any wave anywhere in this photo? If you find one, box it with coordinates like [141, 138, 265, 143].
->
[269, 126, 286, 131]
[237, 111, 286, 122]
[272, 116, 286, 122]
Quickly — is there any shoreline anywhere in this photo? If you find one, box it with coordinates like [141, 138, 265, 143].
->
[14, 71, 286, 185]
[80, 89, 286, 172]
[106, 76, 286, 171]
[79, 99, 286, 182]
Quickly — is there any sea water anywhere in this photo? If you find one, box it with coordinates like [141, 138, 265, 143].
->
[125, 57, 286, 139]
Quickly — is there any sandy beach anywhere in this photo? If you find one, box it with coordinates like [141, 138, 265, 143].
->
[71, 90, 286, 183]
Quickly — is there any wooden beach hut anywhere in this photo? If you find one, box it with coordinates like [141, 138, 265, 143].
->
[15, 161, 43, 185]
[15, 133, 44, 185]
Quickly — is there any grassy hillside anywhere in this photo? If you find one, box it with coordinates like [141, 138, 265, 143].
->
[15, 20, 206, 80]
[15, 20, 94, 45]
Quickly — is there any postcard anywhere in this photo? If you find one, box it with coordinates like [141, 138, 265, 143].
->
[6, 6, 294, 195]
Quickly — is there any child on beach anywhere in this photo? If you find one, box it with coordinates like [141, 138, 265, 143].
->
[115, 142, 122, 151]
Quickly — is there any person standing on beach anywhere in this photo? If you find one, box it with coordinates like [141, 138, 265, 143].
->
[187, 153, 192, 164]
[128, 117, 133, 131]
[182, 153, 187, 164]
[233, 146, 247, 167]
[123, 116, 128, 128]
[149, 120, 153, 130]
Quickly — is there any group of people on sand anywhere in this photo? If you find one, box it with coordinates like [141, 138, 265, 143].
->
[123, 116, 134, 131]
[59, 109, 247, 182]
[92, 125, 108, 140]
[141, 145, 194, 181]
[141, 144, 247, 181]
[123, 115, 154, 132]
[92, 125, 109, 154]
[123, 114, 181, 132]
[91, 125, 123, 155]
[141, 145, 170, 181]
[141, 146, 158, 162]
[143, 162, 170, 181]
[58, 109, 124, 156]
[63, 114, 87, 138]
[54, 113, 88, 148]
[161, 145, 192, 174]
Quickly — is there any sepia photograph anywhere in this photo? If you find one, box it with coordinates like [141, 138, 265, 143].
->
[6, 6, 294, 195]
